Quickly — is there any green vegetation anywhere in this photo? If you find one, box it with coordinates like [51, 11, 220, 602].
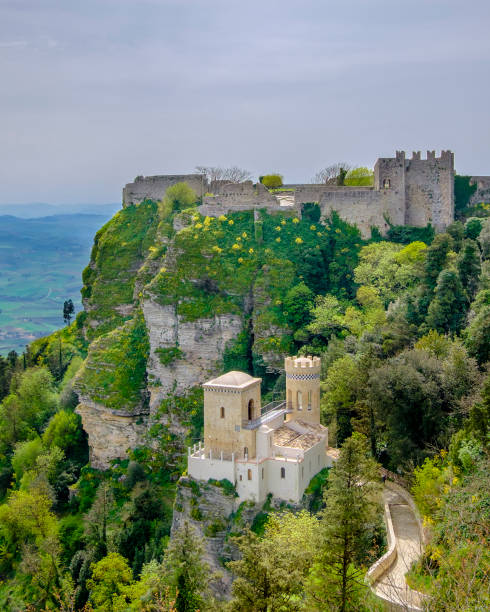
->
[344, 167, 374, 186]
[81, 200, 159, 340]
[75, 311, 149, 411]
[260, 174, 284, 188]
[0, 184, 489, 610]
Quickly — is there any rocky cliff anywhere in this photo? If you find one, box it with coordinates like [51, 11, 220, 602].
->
[74, 197, 363, 467]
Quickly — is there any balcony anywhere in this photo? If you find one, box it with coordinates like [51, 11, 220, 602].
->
[242, 400, 289, 430]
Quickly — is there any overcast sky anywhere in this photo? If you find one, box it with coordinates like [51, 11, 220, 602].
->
[1, 0, 489, 204]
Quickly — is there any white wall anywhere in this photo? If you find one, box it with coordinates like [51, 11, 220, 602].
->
[188, 455, 235, 483]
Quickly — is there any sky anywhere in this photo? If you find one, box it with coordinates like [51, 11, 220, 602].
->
[1, 0, 489, 205]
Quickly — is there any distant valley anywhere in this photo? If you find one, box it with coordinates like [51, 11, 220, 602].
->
[0, 212, 116, 354]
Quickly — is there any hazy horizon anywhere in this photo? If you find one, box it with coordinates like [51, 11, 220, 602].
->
[1, 0, 490, 205]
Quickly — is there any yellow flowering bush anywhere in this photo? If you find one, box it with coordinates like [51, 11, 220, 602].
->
[281, 219, 286, 225]
[218, 215, 227, 221]
[249, 248, 254, 254]
[292, 217, 300, 224]
[275, 226, 282, 232]
[238, 257, 244, 263]
[232, 243, 241, 250]
[242, 232, 248, 238]
[228, 219, 234, 225]
[276, 237, 281, 243]
[195, 223, 203, 229]
[310, 224, 316, 230]
[295, 237, 303, 244]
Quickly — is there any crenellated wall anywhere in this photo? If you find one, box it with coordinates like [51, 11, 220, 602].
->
[121, 150, 455, 238]
[123, 174, 207, 206]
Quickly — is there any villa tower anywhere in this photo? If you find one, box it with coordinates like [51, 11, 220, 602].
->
[285, 355, 321, 425]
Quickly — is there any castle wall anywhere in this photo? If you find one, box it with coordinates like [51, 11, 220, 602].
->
[122, 174, 207, 206]
[470, 176, 490, 205]
[199, 181, 285, 217]
[122, 150, 455, 235]
[318, 188, 404, 238]
[404, 151, 454, 230]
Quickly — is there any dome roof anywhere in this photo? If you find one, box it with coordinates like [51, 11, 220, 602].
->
[204, 370, 260, 388]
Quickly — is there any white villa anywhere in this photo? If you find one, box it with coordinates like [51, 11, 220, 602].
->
[187, 355, 334, 503]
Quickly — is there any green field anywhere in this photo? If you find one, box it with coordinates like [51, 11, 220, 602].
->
[0, 214, 111, 354]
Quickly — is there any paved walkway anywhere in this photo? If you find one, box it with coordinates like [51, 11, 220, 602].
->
[373, 487, 424, 611]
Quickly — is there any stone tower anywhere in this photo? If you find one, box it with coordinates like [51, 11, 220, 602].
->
[285, 356, 321, 425]
[202, 371, 261, 459]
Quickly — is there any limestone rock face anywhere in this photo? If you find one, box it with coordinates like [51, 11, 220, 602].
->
[76, 400, 148, 469]
[143, 299, 242, 409]
[172, 477, 306, 599]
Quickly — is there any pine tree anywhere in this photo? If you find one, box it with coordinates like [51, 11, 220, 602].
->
[306, 434, 382, 612]
[457, 239, 481, 298]
[164, 521, 209, 612]
[425, 269, 467, 334]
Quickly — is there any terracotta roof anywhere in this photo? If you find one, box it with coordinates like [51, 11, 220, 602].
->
[273, 424, 324, 450]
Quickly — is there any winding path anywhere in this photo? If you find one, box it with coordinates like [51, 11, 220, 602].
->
[372, 487, 424, 611]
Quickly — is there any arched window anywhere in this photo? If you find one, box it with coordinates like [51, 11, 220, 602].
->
[220, 406, 225, 418]
[247, 469, 252, 481]
[383, 178, 391, 189]
[248, 399, 254, 420]
[297, 390, 303, 410]
[281, 467, 286, 479]
[244, 447, 248, 458]
[307, 390, 312, 411]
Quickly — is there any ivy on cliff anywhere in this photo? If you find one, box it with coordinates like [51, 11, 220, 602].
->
[81, 200, 159, 340]
[75, 311, 149, 411]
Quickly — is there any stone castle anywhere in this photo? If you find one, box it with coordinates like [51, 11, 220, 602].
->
[188, 355, 335, 503]
[123, 150, 456, 237]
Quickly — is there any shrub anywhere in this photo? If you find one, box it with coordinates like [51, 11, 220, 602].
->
[162, 182, 198, 213]
[261, 174, 283, 189]
[204, 518, 227, 536]
[155, 345, 183, 365]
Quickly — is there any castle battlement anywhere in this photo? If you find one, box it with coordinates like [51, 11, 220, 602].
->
[285, 355, 321, 372]
[122, 148, 456, 237]
[188, 355, 330, 503]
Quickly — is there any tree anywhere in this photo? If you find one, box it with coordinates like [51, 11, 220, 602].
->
[465, 302, 490, 365]
[344, 167, 374, 187]
[164, 521, 210, 612]
[85, 481, 114, 558]
[464, 217, 483, 240]
[283, 282, 314, 330]
[63, 299, 75, 325]
[195, 165, 251, 189]
[87, 552, 133, 611]
[307, 294, 346, 339]
[229, 511, 319, 612]
[425, 269, 467, 334]
[313, 163, 351, 184]
[161, 183, 197, 215]
[260, 174, 283, 189]
[0, 489, 62, 607]
[322, 355, 361, 445]
[42, 409, 83, 455]
[423, 233, 453, 290]
[305, 434, 381, 612]
[457, 239, 481, 298]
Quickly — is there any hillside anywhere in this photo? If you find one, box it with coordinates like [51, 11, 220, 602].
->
[0, 185, 488, 610]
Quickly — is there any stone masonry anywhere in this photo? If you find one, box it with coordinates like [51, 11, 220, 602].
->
[122, 150, 456, 237]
